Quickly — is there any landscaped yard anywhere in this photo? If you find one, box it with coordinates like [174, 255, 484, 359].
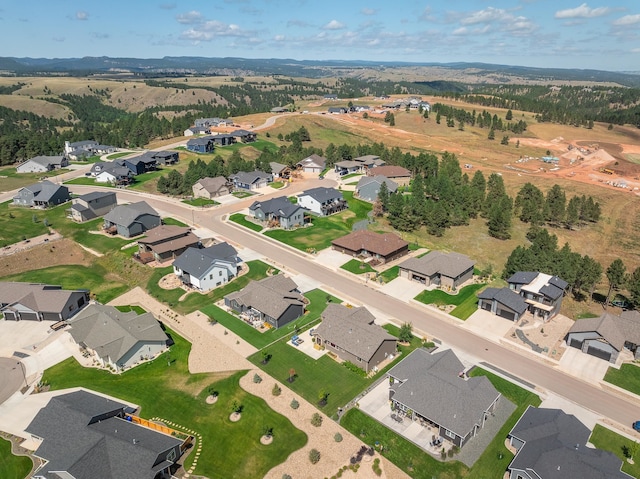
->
[0, 437, 32, 479]
[41, 328, 307, 479]
[181, 198, 219, 207]
[604, 363, 640, 396]
[232, 191, 255, 199]
[162, 217, 188, 227]
[106, 152, 132, 160]
[379, 265, 400, 283]
[229, 213, 263, 232]
[340, 173, 363, 181]
[269, 181, 285, 189]
[590, 424, 640, 478]
[340, 259, 377, 275]
[414, 283, 486, 321]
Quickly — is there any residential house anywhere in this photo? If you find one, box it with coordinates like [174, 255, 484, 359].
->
[565, 311, 640, 363]
[125, 154, 157, 172]
[63, 140, 98, 156]
[328, 107, 347, 114]
[324, 94, 338, 100]
[103, 201, 161, 238]
[16, 155, 68, 174]
[270, 162, 290, 179]
[12, 181, 70, 208]
[95, 165, 134, 185]
[148, 150, 179, 165]
[334, 160, 363, 176]
[507, 406, 630, 479]
[115, 158, 146, 176]
[186, 136, 215, 154]
[89, 161, 110, 176]
[313, 304, 396, 373]
[0, 282, 89, 321]
[506, 272, 568, 320]
[211, 134, 235, 146]
[68, 191, 117, 222]
[477, 287, 529, 322]
[229, 170, 273, 190]
[25, 390, 184, 479]
[296, 187, 347, 216]
[367, 165, 412, 186]
[387, 349, 501, 448]
[173, 242, 239, 291]
[137, 225, 200, 264]
[297, 154, 326, 174]
[249, 197, 305, 229]
[184, 126, 210, 136]
[225, 275, 305, 329]
[355, 175, 398, 202]
[399, 251, 475, 290]
[195, 117, 233, 128]
[335, 155, 385, 176]
[355, 155, 385, 169]
[68, 303, 169, 371]
[192, 176, 232, 199]
[331, 230, 409, 264]
[271, 106, 288, 113]
[230, 129, 257, 143]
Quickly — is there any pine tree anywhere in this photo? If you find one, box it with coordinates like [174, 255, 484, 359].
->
[628, 267, 640, 309]
[378, 181, 390, 211]
[506, 109, 513, 121]
[606, 259, 627, 307]
[487, 195, 512, 240]
[488, 128, 495, 140]
[545, 184, 566, 226]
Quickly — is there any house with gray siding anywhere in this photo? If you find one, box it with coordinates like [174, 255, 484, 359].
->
[186, 136, 215, 154]
[16, 155, 69, 173]
[296, 187, 347, 216]
[103, 201, 161, 238]
[230, 170, 273, 190]
[68, 303, 169, 371]
[25, 389, 184, 479]
[507, 272, 568, 321]
[225, 275, 305, 329]
[355, 175, 398, 202]
[249, 197, 305, 229]
[173, 242, 239, 292]
[0, 282, 89, 322]
[297, 154, 326, 174]
[138, 225, 200, 263]
[313, 304, 396, 373]
[477, 287, 528, 322]
[68, 191, 117, 222]
[12, 181, 70, 208]
[230, 129, 257, 143]
[387, 349, 501, 449]
[507, 406, 631, 479]
[399, 251, 475, 290]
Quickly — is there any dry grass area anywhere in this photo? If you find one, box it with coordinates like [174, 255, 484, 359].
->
[0, 94, 70, 119]
[0, 238, 92, 276]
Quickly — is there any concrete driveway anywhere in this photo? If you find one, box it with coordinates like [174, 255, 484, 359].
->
[558, 346, 610, 382]
[379, 277, 425, 303]
[462, 309, 515, 342]
[313, 248, 351, 270]
[0, 320, 53, 357]
[0, 357, 25, 405]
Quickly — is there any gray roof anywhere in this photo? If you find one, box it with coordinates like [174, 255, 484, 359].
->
[226, 275, 304, 320]
[99, 165, 133, 178]
[567, 312, 632, 351]
[478, 287, 528, 314]
[269, 162, 287, 175]
[298, 187, 343, 203]
[399, 251, 474, 280]
[20, 180, 69, 203]
[297, 154, 326, 169]
[315, 304, 395, 362]
[103, 201, 159, 228]
[249, 197, 301, 218]
[0, 282, 86, 314]
[68, 304, 168, 365]
[24, 155, 65, 168]
[354, 155, 383, 166]
[509, 406, 630, 479]
[387, 349, 501, 437]
[26, 389, 181, 479]
[194, 176, 229, 193]
[231, 129, 253, 136]
[356, 175, 398, 193]
[507, 271, 540, 285]
[230, 170, 272, 185]
[78, 191, 116, 203]
[172, 242, 238, 279]
[68, 140, 98, 148]
[187, 136, 215, 147]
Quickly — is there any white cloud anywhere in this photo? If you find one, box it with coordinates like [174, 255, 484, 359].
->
[613, 14, 640, 26]
[323, 20, 345, 30]
[180, 20, 246, 41]
[361, 8, 377, 16]
[458, 7, 537, 35]
[287, 19, 311, 28]
[274, 34, 285, 41]
[461, 7, 512, 25]
[452, 27, 468, 35]
[554, 3, 611, 19]
[631, 48, 640, 53]
[76, 11, 89, 21]
[176, 11, 203, 25]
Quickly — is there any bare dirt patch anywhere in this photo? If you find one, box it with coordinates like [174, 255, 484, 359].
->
[0, 238, 92, 276]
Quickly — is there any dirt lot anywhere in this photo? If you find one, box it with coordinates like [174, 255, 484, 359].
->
[0, 238, 91, 276]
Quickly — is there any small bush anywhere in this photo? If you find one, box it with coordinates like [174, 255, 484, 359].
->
[309, 448, 321, 464]
[372, 458, 382, 476]
[311, 413, 323, 427]
[290, 398, 299, 409]
[272, 383, 282, 396]
[253, 373, 262, 384]
[334, 433, 343, 443]
[282, 475, 292, 479]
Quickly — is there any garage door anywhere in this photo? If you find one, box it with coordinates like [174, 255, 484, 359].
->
[569, 338, 583, 349]
[586, 345, 611, 362]
[497, 309, 515, 321]
[481, 301, 492, 312]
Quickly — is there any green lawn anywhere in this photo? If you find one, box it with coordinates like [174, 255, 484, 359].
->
[115, 305, 147, 315]
[341, 259, 377, 275]
[0, 201, 51, 246]
[415, 283, 486, 309]
[65, 177, 115, 187]
[71, 155, 104, 164]
[576, 312, 600, 319]
[221, 139, 279, 154]
[379, 266, 400, 283]
[201, 289, 341, 349]
[181, 198, 219, 207]
[604, 364, 640, 396]
[0, 166, 69, 192]
[0, 437, 32, 479]
[340, 173, 363, 180]
[264, 191, 371, 251]
[229, 213, 263, 232]
[232, 191, 255, 199]
[269, 181, 285, 189]
[162, 217, 188, 227]
[106, 152, 132, 160]
[590, 424, 640, 478]
[41, 328, 307, 479]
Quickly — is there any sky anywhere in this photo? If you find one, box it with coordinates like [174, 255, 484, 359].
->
[1, 1, 639, 71]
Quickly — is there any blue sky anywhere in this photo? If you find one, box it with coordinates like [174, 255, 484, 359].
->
[1, 1, 639, 71]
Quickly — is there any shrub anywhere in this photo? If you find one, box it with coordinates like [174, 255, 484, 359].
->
[372, 458, 382, 476]
[398, 322, 413, 343]
[309, 448, 321, 464]
[290, 398, 299, 410]
[282, 475, 292, 479]
[272, 383, 282, 396]
[253, 373, 262, 384]
[311, 413, 323, 427]
[334, 433, 343, 442]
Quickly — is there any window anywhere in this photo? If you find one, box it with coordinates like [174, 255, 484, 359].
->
[167, 448, 177, 462]
[209, 274, 213, 280]
[444, 429, 455, 439]
[219, 271, 223, 276]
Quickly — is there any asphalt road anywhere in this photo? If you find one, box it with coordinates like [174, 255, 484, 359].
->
[0, 358, 25, 405]
[66, 181, 640, 432]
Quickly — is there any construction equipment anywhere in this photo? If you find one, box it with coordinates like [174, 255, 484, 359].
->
[599, 168, 615, 175]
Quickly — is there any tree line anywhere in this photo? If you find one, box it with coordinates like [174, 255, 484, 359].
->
[432, 103, 528, 134]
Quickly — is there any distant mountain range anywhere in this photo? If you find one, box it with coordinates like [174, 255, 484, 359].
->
[1, 56, 639, 87]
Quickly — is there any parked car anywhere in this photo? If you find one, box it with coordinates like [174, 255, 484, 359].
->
[633, 421, 640, 432]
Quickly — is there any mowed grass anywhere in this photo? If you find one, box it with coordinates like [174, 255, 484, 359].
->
[65, 177, 115, 187]
[0, 167, 69, 197]
[41, 328, 307, 479]
[229, 213, 263, 232]
[379, 265, 400, 283]
[161, 217, 188, 227]
[415, 283, 486, 307]
[0, 437, 32, 479]
[182, 197, 219, 207]
[590, 424, 640, 478]
[604, 364, 640, 396]
[341, 259, 377, 275]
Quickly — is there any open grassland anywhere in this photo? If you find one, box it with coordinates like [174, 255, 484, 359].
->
[41, 329, 307, 478]
[0, 93, 70, 119]
[0, 437, 32, 479]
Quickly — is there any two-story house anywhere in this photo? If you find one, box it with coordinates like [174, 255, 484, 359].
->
[249, 197, 306, 229]
[172, 242, 239, 291]
[296, 187, 347, 216]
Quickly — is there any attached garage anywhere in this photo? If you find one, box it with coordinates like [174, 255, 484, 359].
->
[569, 338, 583, 349]
[586, 345, 612, 362]
[496, 308, 516, 321]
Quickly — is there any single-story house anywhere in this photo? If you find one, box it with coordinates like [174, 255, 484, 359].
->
[229, 170, 273, 190]
[68, 303, 169, 371]
[12, 181, 70, 208]
[225, 275, 305, 329]
[148, 150, 179, 165]
[388, 349, 501, 448]
[331, 230, 409, 264]
[65, 148, 91, 161]
[324, 94, 338, 100]
[297, 154, 327, 174]
[230, 129, 257, 143]
[313, 304, 396, 373]
[271, 106, 288, 113]
[137, 225, 200, 263]
[270, 162, 291, 179]
[565, 311, 640, 363]
[0, 282, 89, 321]
[211, 134, 235, 146]
[195, 117, 233, 128]
[328, 107, 347, 114]
[63, 140, 98, 155]
[103, 201, 161, 238]
[192, 176, 232, 199]
[354, 155, 385, 169]
[68, 191, 117, 223]
[399, 251, 475, 290]
[16, 155, 69, 174]
[477, 287, 529, 322]
[507, 272, 568, 321]
[186, 136, 215, 154]
[184, 126, 211, 136]
[249, 197, 306, 229]
[95, 165, 134, 185]
[296, 187, 347, 216]
[507, 406, 630, 479]
[355, 175, 398, 202]
[334, 160, 363, 176]
[367, 165, 412, 186]
[173, 242, 239, 292]
[25, 390, 184, 479]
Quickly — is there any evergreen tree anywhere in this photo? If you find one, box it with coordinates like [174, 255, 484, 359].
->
[574, 255, 602, 301]
[506, 109, 513, 121]
[565, 196, 580, 229]
[606, 259, 627, 307]
[515, 183, 545, 224]
[378, 181, 390, 211]
[488, 128, 495, 140]
[628, 267, 640, 309]
[545, 184, 566, 226]
[487, 195, 512, 240]
[483, 173, 506, 217]
[469, 170, 486, 217]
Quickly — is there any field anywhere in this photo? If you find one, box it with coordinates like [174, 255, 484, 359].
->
[0, 166, 69, 192]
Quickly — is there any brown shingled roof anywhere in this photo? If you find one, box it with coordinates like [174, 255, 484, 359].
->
[331, 230, 408, 256]
[367, 166, 411, 178]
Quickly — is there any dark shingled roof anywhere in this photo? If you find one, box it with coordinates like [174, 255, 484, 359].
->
[477, 287, 528, 314]
[172, 242, 238, 279]
[507, 271, 540, 285]
[298, 187, 343, 203]
[103, 201, 159, 228]
[230, 170, 272, 185]
[399, 251, 474, 280]
[249, 196, 302, 218]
